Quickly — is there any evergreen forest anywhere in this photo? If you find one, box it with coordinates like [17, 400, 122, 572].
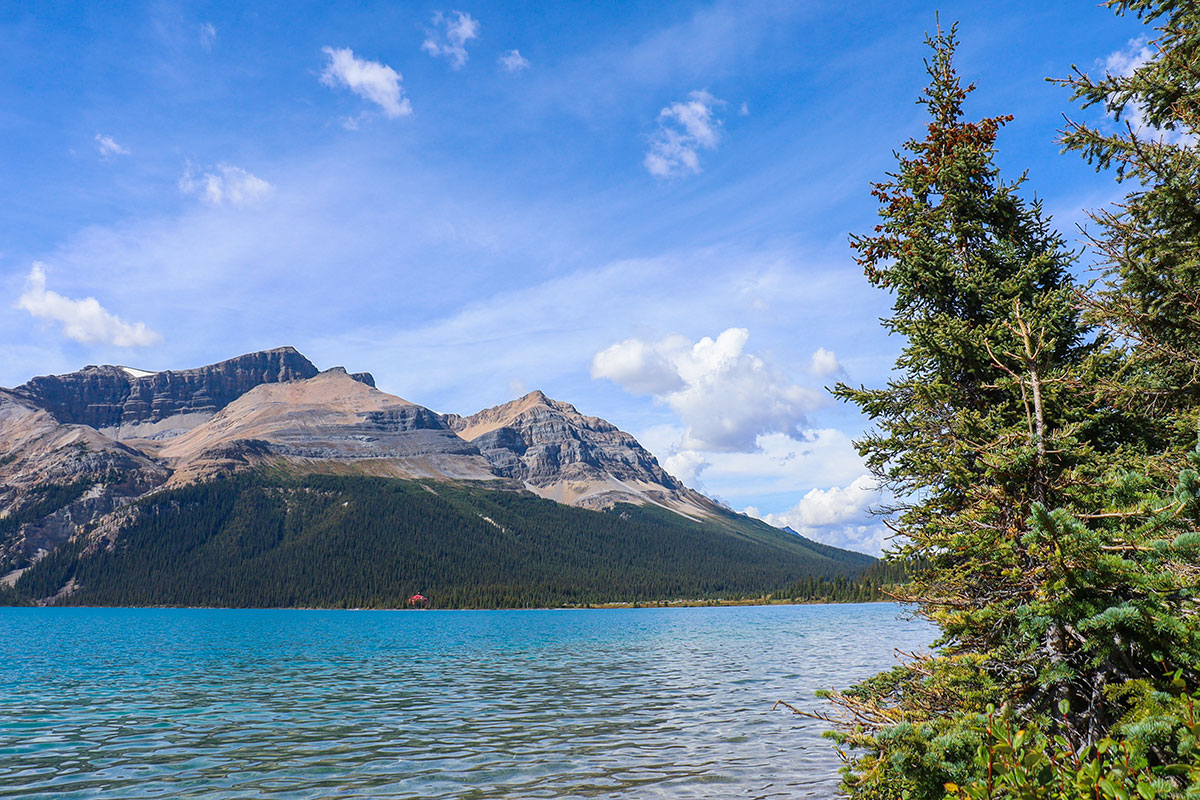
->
[0, 473, 878, 609]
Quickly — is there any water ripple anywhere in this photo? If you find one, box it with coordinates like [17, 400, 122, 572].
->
[0, 605, 935, 799]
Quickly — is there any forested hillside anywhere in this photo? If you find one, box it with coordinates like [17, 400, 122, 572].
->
[2, 474, 875, 609]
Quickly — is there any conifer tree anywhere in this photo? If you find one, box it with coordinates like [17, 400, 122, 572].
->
[1059, 0, 1200, 457]
[825, 22, 1200, 798]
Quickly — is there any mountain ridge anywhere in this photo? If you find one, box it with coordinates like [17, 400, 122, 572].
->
[0, 346, 872, 606]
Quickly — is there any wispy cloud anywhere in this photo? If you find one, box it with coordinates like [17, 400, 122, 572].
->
[199, 22, 216, 51]
[179, 163, 272, 207]
[94, 134, 129, 158]
[498, 49, 530, 73]
[644, 90, 723, 178]
[421, 11, 480, 69]
[16, 263, 162, 347]
[1104, 37, 1153, 79]
[320, 46, 412, 119]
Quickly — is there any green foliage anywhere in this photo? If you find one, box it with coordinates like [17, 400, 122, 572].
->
[947, 695, 1200, 799]
[4, 473, 876, 609]
[0, 476, 110, 574]
[1057, 0, 1200, 455]
[826, 16, 1200, 800]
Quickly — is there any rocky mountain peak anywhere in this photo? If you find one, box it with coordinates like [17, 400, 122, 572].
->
[11, 346, 320, 437]
[319, 366, 376, 387]
[450, 391, 711, 515]
[155, 370, 496, 485]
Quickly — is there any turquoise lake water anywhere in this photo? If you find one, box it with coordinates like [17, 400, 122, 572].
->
[0, 604, 935, 799]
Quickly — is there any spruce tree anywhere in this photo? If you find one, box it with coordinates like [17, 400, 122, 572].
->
[1059, 0, 1200, 457]
[823, 22, 1200, 798]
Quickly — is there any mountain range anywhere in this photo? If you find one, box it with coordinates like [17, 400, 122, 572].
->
[0, 347, 875, 607]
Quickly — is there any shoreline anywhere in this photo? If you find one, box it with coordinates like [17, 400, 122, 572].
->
[4, 596, 896, 612]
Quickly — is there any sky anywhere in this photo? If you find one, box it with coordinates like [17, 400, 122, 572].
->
[0, 1, 1155, 554]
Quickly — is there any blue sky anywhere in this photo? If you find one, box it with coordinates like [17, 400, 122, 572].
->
[0, 1, 1150, 552]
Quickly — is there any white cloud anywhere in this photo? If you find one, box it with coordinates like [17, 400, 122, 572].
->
[638, 424, 868, 501]
[1103, 38, 1196, 146]
[663, 449, 709, 486]
[808, 346, 842, 377]
[320, 46, 412, 119]
[591, 335, 687, 395]
[179, 163, 272, 207]
[644, 90, 724, 178]
[15, 263, 162, 347]
[593, 327, 825, 452]
[199, 22, 216, 51]
[498, 49, 530, 73]
[421, 11, 480, 69]
[94, 134, 129, 158]
[695, 429, 867, 493]
[765, 474, 876, 528]
[750, 474, 891, 555]
[1105, 37, 1153, 78]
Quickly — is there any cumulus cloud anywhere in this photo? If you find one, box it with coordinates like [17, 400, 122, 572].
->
[592, 334, 688, 395]
[421, 11, 480, 69]
[320, 46, 412, 119]
[751, 474, 891, 554]
[593, 328, 824, 452]
[94, 134, 129, 158]
[199, 22, 216, 51]
[808, 346, 843, 377]
[663, 449, 710, 486]
[644, 90, 723, 178]
[15, 263, 162, 347]
[1103, 38, 1196, 146]
[179, 163, 272, 207]
[498, 49, 530, 73]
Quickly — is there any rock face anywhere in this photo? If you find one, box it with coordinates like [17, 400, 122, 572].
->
[158, 370, 498, 483]
[447, 390, 714, 516]
[13, 347, 324, 440]
[1, 348, 723, 582]
[0, 389, 168, 577]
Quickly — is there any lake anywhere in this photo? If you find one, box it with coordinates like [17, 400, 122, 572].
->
[0, 603, 935, 799]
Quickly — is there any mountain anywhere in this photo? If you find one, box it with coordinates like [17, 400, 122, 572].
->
[0, 389, 168, 579]
[12, 346, 325, 441]
[157, 369, 497, 484]
[11, 474, 874, 609]
[446, 391, 713, 517]
[0, 347, 876, 607]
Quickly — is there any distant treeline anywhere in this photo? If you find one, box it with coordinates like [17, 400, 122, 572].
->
[771, 558, 921, 604]
[2, 473, 881, 609]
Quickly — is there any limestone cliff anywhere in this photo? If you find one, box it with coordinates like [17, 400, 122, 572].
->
[447, 391, 715, 516]
[2, 350, 724, 581]
[158, 370, 498, 483]
[12, 346, 326, 440]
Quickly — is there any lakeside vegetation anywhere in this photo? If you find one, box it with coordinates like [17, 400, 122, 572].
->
[817, 3, 1200, 797]
[0, 473, 882, 609]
